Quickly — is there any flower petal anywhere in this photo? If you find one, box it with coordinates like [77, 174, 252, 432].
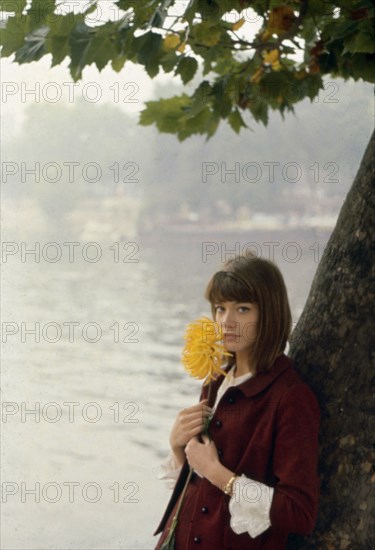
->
[181, 317, 232, 383]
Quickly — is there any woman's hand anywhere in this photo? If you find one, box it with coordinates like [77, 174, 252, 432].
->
[186, 436, 236, 492]
[185, 435, 220, 478]
[169, 400, 212, 465]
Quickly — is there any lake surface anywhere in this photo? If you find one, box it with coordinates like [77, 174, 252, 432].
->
[1, 228, 328, 549]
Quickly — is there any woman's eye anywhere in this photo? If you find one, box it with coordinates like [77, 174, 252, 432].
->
[238, 306, 250, 313]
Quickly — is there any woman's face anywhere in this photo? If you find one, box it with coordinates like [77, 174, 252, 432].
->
[214, 300, 259, 354]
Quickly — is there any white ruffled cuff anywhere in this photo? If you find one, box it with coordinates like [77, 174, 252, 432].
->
[157, 452, 183, 489]
[229, 475, 274, 538]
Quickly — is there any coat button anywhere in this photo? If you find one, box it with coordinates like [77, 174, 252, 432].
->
[215, 419, 222, 427]
[201, 506, 209, 513]
[193, 536, 201, 543]
[228, 396, 235, 404]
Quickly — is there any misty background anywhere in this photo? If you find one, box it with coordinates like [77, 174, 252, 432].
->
[1, 48, 374, 550]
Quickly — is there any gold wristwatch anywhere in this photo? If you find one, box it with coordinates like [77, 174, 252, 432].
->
[223, 475, 237, 496]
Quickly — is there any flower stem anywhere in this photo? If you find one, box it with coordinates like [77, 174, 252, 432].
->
[202, 380, 213, 439]
[160, 467, 194, 550]
[207, 380, 212, 406]
[160, 382, 213, 549]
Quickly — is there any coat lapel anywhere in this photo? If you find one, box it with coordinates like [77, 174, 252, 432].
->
[201, 354, 292, 404]
[238, 354, 292, 398]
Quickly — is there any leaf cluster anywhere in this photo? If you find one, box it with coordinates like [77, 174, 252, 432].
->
[1, 0, 373, 139]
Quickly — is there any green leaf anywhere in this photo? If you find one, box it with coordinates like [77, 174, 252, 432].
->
[323, 20, 358, 43]
[343, 31, 374, 54]
[318, 51, 339, 74]
[69, 22, 94, 80]
[160, 50, 179, 73]
[29, 0, 55, 13]
[140, 95, 191, 133]
[304, 74, 324, 100]
[0, 0, 27, 14]
[190, 38, 232, 75]
[111, 56, 126, 72]
[228, 109, 247, 134]
[134, 31, 163, 78]
[115, 0, 155, 26]
[115, 0, 135, 8]
[112, 17, 134, 58]
[212, 79, 233, 118]
[183, 1, 196, 24]
[179, 106, 217, 140]
[85, 23, 117, 71]
[192, 22, 222, 47]
[188, 81, 213, 117]
[350, 53, 375, 82]
[140, 92, 221, 141]
[47, 34, 69, 66]
[249, 98, 269, 126]
[46, 6, 96, 69]
[15, 25, 49, 63]
[26, 0, 57, 30]
[196, 0, 221, 22]
[0, 15, 26, 56]
[203, 112, 220, 140]
[175, 57, 198, 84]
[46, 14, 83, 67]
[281, 45, 296, 55]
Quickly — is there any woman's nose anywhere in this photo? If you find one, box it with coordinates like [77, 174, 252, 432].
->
[222, 310, 236, 328]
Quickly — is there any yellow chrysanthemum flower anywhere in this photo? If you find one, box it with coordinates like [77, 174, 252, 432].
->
[181, 317, 232, 385]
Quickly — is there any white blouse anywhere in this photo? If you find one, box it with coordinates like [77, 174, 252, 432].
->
[158, 366, 274, 539]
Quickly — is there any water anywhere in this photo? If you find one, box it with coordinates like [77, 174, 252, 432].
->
[1, 229, 327, 549]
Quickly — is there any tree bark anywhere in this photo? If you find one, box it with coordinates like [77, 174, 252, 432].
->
[288, 130, 375, 549]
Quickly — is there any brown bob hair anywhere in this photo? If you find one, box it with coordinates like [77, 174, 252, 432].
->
[204, 255, 292, 374]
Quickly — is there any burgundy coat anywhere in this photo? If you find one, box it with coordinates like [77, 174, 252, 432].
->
[154, 354, 320, 549]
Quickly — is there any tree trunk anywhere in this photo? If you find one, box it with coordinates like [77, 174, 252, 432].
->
[288, 130, 375, 549]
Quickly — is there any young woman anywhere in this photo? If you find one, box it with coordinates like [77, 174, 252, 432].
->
[154, 255, 320, 549]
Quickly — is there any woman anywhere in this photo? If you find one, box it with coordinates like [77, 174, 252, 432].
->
[154, 255, 320, 549]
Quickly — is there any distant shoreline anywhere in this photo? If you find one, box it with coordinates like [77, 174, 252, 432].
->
[138, 224, 332, 240]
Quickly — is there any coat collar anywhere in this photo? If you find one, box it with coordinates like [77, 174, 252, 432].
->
[202, 353, 292, 406]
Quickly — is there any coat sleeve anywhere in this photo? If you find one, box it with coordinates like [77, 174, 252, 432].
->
[269, 382, 320, 535]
